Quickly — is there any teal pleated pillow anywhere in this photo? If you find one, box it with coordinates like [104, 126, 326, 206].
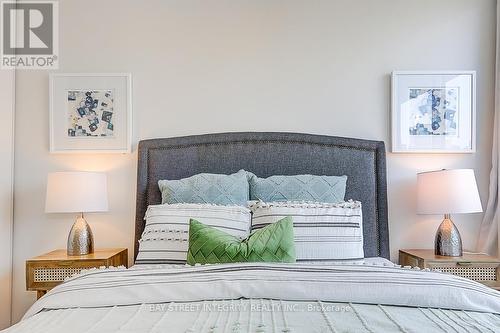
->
[187, 217, 296, 265]
[158, 169, 249, 206]
[247, 173, 347, 203]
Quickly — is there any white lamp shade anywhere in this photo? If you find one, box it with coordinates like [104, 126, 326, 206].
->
[45, 172, 108, 213]
[417, 169, 482, 215]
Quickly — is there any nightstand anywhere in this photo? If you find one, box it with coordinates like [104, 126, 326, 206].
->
[26, 248, 128, 299]
[399, 249, 500, 290]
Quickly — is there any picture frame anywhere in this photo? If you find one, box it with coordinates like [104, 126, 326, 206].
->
[391, 71, 476, 153]
[49, 73, 132, 153]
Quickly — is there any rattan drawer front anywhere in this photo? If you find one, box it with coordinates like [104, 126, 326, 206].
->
[26, 259, 108, 291]
[427, 262, 499, 281]
[33, 267, 83, 282]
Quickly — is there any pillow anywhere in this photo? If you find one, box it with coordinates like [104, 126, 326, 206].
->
[135, 203, 251, 265]
[247, 173, 347, 203]
[187, 216, 295, 265]
[158, 169, 249, 206]
[250, 200, 363, 261]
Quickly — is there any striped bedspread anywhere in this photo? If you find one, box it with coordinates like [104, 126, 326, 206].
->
[5, 263, 500, 332]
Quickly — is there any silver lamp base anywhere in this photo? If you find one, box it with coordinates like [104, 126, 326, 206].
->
[435, 214, 462, 257]
[67, 213, 94, 256]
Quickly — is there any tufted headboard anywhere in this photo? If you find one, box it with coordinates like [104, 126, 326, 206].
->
[135, 132, 389, 260]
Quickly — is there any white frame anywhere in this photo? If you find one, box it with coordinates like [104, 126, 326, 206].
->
[391, 70, 476, 153]
[49, 73, 132, 153]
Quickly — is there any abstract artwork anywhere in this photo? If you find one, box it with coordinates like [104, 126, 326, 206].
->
[50, 73, 131, 153]
[408, 88, 458, 136]
[67, 90, 114, 137]
[391, 71, 475, 153]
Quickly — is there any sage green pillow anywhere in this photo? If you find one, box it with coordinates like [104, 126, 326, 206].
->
[158, 169, 249, 206]
[247, 172, 347, 203]
[187, 217, 295, 265]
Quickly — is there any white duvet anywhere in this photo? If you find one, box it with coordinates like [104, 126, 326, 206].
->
[5, 263, 500, 333]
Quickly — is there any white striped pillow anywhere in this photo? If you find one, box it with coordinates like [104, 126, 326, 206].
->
[136, 203, 251, 265]
[250, 200, 363, 261]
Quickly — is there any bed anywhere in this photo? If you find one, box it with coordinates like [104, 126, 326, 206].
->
[5, 132, 500, 333]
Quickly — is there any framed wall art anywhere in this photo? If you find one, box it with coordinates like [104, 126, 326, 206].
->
[391, 71, 475, 153]
[49, 73, 132, 153]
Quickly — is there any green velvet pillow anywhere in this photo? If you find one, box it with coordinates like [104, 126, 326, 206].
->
[187, 216, 296, 265]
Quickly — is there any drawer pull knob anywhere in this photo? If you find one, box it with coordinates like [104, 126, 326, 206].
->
[457, 262, 472, 266]
[58, 261, 74, 266]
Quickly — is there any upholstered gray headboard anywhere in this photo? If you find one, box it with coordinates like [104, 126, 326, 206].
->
[135, 132, 389, 260]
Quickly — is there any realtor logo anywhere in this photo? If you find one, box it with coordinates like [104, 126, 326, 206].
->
[1, 1, 58, 69]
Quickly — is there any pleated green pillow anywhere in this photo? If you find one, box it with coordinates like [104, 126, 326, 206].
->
[187, 216, 296, 265]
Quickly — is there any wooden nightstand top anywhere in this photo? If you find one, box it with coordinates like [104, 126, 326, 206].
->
[400, 249, 500, 263]
[28, 248, 127, 262]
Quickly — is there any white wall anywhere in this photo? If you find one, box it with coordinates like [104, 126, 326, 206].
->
[0, 68, 15, 328]
[11, 0, 496, 322]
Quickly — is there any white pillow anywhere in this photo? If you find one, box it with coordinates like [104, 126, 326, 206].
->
[136, 203, 251, 265]
[250, 200, 364, 261]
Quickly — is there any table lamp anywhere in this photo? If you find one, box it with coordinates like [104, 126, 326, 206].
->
[45, 172, 108, 256]
[417, 169, 482, 257]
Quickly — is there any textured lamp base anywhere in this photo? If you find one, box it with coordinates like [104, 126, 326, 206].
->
[435, 214, 462, 257]
[67, 213, 94, 256]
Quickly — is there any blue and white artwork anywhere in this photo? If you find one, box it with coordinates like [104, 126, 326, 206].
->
[67, 90, 114, 137]
[408, 88, 459, 136]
